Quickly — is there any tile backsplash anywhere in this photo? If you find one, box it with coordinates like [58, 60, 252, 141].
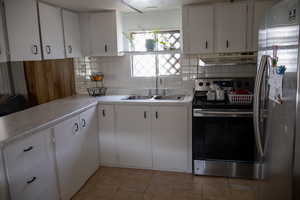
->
[74, 55, 257, 95]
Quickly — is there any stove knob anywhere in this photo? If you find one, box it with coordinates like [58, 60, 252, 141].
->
[206, 82, 211, 86]
[199, 82, 204, 86]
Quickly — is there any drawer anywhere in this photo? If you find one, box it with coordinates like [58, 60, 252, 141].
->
[4, 129, 52, 175]
[8, 160, 59, 200]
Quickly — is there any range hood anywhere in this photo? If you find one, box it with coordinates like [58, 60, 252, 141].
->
[184, 52, 257, 65]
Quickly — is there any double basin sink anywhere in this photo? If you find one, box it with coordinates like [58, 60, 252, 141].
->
[123, 95, 185, 101]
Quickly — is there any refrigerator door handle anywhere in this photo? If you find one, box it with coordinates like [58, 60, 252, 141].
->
[253, 55, 271, 159]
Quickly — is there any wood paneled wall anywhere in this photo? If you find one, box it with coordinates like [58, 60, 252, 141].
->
[24, 58, 76, 105]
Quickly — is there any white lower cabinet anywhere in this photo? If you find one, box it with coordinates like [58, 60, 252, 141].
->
[98, 105, 118, 165]
[152, 106, 188, 172]
[115, 105, 152, 168]
[3, 129, 59, 200]
[99, 104, 189, 172]
[54, 107, 98, 200]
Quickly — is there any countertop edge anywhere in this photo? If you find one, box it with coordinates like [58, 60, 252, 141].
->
[0, 100, 97, 148]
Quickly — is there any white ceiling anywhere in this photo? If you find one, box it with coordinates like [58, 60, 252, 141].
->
[42, 0, 212, 12]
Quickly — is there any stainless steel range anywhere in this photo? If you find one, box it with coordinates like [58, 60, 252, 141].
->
[192, 78, 263, 179]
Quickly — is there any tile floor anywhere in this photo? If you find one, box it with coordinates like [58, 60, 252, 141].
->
[72, 167, 260, 200]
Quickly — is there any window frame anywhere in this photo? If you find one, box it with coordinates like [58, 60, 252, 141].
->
[129, 30, 181, 78]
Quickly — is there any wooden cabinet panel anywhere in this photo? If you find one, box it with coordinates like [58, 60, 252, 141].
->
[152, 106, 188, 172]
[115, 105, 152, 168]
[0, 7, 7, 63]
[39, 2, 65, 60]
[215, 2, 248, 53]
[24, 59, 76, 105]
[4, 0, 41, 61]
[99, 105, 118, 165]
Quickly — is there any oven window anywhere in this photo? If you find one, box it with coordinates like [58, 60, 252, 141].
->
[193, 117, 255, 162]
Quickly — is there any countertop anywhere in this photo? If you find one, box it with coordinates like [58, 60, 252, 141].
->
[0, 95, 97, 146]
[0, 94, 193, 146]
[97, 95, 194, 106]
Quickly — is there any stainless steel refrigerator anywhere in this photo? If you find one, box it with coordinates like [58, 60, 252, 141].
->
[255, 0, 300, 199]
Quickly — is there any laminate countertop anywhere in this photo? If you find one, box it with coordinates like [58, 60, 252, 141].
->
[0, 95, 97, 146]
[0, 94, 193, 146]
[97, 95, 194, 106]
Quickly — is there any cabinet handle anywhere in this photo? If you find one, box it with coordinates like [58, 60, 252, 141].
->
[81, 118, 86, 128]
[45, 45, 51, 54]
[32, 45, 38, 55]
[144, 111, 147, 119]
[226, 40, 229, 48]
[26, 177, 36, 184]
[102, 109, 106, 117]
[73, 123, 79, 134]
[205, 41, 208, 49]
[155, 111, 158, 119]
[23, 146, 34, 152]
[68, 45, 72, 54]
[105, 44, 108, 52]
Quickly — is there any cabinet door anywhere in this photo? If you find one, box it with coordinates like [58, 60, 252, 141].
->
[215, 2, 247, 53]
[4, 0, 41, 61]
[89, 12, 117, 56]
[99, 105, 118, 165]
[4, 129, 59, 200]
[252, 1, 273, 51]
[62, 10, 82, 58]
[39, 2, 65, 60]
[183, 5, 214, 54]
[0, 8, 7, 63]
[79, 107, 99, 178]
[115, 105, 152, 168]
[54, 115, 83, 200]
[152, 106, 188, 172]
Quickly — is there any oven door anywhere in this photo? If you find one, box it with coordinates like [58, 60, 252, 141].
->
[192, 109, 255, 162]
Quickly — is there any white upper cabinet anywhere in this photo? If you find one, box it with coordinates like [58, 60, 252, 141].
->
[38, 2, 65, 60]
[182, 5, 214, 54]
[80, 11, 123, 57]
[252, 1, 273, 51]
[4, 0, 41, 61]
[62, 9, 82, 58]
[0, 7, 7, 63]
[215, 2, 248, 53]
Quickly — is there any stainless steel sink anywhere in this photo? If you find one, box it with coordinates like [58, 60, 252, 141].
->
[123, 95, 153, 100]
[153, 95, 185, 101]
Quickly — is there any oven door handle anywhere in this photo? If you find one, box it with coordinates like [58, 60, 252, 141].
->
[253, 55, 271, 159]
[193, 110, 253, 117]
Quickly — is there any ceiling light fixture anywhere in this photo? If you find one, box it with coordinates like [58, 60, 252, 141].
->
[120, 0, 143, 13]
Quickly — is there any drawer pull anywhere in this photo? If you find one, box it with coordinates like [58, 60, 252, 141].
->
[81, 119, 86, 128]
[23, 146, 34, 152]
[26, 177, 36, 184]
